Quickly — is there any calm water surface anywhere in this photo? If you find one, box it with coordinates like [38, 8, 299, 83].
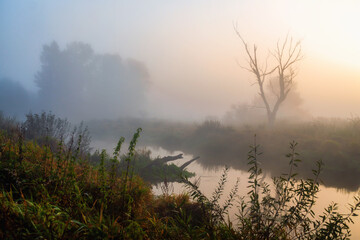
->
[150, 149, 360, 239]
[92, 141, 360, 239]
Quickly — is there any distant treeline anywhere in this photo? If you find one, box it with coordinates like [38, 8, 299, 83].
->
[0, 41, 149, 121]
[87, 117, 360, 191]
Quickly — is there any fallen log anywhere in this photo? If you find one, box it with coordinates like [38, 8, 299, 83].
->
[180, 156, 200, 170]
[143, 153, 183, 169]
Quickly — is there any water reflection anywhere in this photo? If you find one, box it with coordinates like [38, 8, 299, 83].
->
[152, 154, 360, 239]
[88, 118, 360, 191]
[91, 139, 360, 239]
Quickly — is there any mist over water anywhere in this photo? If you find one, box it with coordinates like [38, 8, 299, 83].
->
[1, 1, 360, 237]
[1, 0, 359, 191]
[86, 117, 360, 191]
[1, 0, 359, 188]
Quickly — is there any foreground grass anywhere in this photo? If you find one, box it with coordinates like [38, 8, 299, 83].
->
[0, 128, 202, 239]
[1, 124, 360, 239]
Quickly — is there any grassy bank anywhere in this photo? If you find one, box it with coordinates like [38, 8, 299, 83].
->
[1, 118, 360, 239]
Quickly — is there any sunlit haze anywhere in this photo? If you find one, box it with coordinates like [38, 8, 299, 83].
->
[1, 0, 359, 120]
[2, 1, 360, 239]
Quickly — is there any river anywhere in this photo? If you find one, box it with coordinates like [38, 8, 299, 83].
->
[92, 141, 360, 239]
[150, 149, 360, 239]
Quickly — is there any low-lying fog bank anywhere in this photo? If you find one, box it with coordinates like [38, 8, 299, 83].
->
[87, 117, 360, 191]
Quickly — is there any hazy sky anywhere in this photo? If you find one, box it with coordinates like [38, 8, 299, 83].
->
[1, 0, 360, 120]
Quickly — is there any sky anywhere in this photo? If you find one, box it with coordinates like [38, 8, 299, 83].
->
[1, 0, 360, 120]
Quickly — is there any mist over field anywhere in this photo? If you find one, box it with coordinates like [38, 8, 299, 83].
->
[1, 1, 360, 238]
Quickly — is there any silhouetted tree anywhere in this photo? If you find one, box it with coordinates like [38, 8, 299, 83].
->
[235, 31, 302, 125]
[0, 77, 31, 118]
[35, 41, 149, 120]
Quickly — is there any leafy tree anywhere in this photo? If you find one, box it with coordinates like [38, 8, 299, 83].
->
[35, 41, 149, 120]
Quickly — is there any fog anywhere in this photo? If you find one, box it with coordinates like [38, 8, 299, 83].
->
[0, 77, 33, 118]
[2, 2, 360, 237]
[1, 1, 360, 122]
[33, 41, 149, 121]
[1, 1, 360, 187]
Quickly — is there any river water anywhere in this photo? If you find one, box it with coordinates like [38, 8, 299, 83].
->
[150, 149, 360, 239]
[92, 141, 360, 239]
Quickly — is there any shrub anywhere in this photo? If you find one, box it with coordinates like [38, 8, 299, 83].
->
[182, 138, 360, 239]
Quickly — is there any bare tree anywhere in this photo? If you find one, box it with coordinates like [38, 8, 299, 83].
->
[235, 29, 302, 125]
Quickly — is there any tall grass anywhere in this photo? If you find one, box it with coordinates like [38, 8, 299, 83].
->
[1, 113, 360, 239]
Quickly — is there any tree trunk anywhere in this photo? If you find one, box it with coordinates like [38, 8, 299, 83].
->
[268, 112, 276, 126]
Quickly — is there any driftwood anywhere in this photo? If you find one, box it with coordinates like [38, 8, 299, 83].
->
[180, 156, 200, 170]
[145, 153, 183, 169]
[142, 153, 198, 171]
[139, 153, 199, 183]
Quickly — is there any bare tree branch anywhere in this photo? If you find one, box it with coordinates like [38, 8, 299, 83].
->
[235, 28, 302, 125]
